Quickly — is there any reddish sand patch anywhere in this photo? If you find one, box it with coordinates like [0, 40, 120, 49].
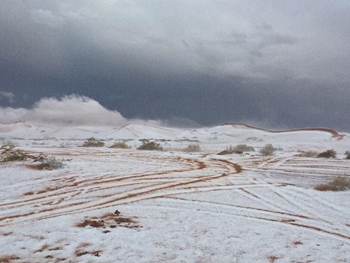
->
[75, 213, 139, 229]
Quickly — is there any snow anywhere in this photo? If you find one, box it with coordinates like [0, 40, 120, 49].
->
[0, 123, 349, 262]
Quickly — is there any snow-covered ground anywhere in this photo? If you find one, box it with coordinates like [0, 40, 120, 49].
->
[0, 122, 349, 262]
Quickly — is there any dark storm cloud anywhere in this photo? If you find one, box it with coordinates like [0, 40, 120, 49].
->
[0, 0, 350, 131]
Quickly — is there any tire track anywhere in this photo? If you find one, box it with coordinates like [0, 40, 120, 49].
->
[235, 154, 350, 242]
[0, 156, 242, 226]
[130, 201, 350, 243]
[0, 155, 204, 209]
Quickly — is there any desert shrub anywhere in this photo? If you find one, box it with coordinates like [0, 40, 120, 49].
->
[183, 144, 201, 152]
[317, 149, 336, 159]
[1, 141, 15, 149]
[239, 144, 255, 152]
[26, 155, 65, 170]
[226, 146, 236, 153]
[82, 137, 105, 147]
[41, 157, 64, 170]
[137, 140, 163, 151]
[226, 144, 255, 154]
[299, 150, 318, 158]
[0, 144, 27, 162]
[40, 157, 64, 170]
[315, 176, 350, 191]
[260, 144, 275, 156]
[109, 141, 130, 149]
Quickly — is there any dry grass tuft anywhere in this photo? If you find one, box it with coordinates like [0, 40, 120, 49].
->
[0, 255, 21, 263]
[137, 140, 163, 151]
[293, 240, 303, 245]
[0, 144, 27, 162]
[267, 255, 281, 263]
[34, 244, 50, 253]
[26, 158, 64, 170]
[298, 150, 318, 157]
[75, 219, 104, 228]
[109, 141, 130, 149]
[183, 144, 201, 152]
[315, 176, 350, 191]
[74, 243, 101, 258]
[75, 213, 139, 230]
[82, 137, 105, 147]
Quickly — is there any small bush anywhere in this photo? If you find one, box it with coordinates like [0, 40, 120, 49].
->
[227, 144, 255, 154]
[317, 149, 336, 159]
[40, 157, 64, 170]
[345, 151, 350, 159]
[1, 144, 64, 170]
[260, 144, 275, 156]
[27, 156, 64, 170]
[299, 150, 318, 158]
[82, 137, 105, 147]
[183, 144, 201, 152]
[109, 141, 130, 149]
[0, 144, 27, 162]
[137, 140, 163, 151]
[1, 141, 15, 149]
[315, 176, 350, 191]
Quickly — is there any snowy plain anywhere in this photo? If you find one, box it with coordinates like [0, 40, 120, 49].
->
[0, 122, 349, 263]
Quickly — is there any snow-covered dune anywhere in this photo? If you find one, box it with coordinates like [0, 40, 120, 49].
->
[0, 122, 349, 262]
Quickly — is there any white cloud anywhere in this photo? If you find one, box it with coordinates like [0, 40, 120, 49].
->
[0, 107, 28, 124]
[23, 95, 127, 126]
[0, 95, 162, 126]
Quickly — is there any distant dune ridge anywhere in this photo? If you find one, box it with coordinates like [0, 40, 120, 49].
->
[221, 123, 346, 140]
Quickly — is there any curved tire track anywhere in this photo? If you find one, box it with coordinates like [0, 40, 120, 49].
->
[0, 155, 242, 226]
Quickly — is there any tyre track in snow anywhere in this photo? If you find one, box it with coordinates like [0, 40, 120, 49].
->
[1, 149, 349, 244]
[231, 155, 350, 242]
[0, 154, 199, 209]
[0, 172, 234, 224]
[0, 155, 242, 226]
[133, 197, 350, 243]
[264, 157, 350, 217]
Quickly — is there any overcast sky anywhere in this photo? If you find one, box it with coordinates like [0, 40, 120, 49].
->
[1, 0, 350, 130]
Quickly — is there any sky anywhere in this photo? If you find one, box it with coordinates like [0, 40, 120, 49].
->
[1, 0, 350, 131]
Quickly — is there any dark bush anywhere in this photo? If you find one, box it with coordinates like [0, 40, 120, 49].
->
[183, 144, 201, 152]
[317, 149, 336, 159]
[82, 137, 105, 147]
[260, 144, 275, 156]
[109, 141, 130, 149]
[137, 140, 163, 151]
[226, 144, 255, 154]
[0, 144, 27, 162]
